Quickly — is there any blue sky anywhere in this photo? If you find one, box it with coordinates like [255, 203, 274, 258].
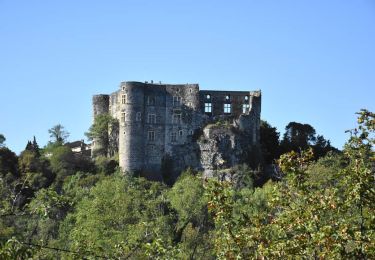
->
[0, 0, 374, 154]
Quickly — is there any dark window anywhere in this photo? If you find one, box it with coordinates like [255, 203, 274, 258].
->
[171, 132, 177, 142]
[148, 114, 156, 124]
[121, 112, 126, 123]
[136, 112, 141, 121]
[148, 131, 155, 141]
[172, 113, 182, 124]
[173, 96, 182, 106]
[147, 96, 155, 106]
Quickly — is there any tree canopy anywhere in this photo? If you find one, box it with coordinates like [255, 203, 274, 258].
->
[48, 124, 69, 144]
[85, 114, 119, 157]
[0, 110, 373, 258]
[260, 120, 280, 164]
[0, 134, 5, 147]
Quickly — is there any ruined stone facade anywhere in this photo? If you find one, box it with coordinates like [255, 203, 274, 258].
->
[93, 81, 261, 180]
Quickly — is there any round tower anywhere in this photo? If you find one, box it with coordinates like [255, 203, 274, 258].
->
[119, 82, 145, 173]
[92, 95, 110, 156]
[92, 94, 110, 121]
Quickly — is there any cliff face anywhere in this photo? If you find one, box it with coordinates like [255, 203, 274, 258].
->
[198, 119, 259, 178]
[159, 117, 261, 183]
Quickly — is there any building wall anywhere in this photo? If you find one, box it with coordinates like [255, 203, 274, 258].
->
[93, 81, 261, 177]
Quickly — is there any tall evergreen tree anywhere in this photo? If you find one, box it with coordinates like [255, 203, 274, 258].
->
[260, 120, 280, 164]
[32, 136, 40, 157]
[25, 141, 33, 151]
[0, 134, 5, 147]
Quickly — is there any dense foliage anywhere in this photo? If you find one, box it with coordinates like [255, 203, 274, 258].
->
[0, 111, 373, 259]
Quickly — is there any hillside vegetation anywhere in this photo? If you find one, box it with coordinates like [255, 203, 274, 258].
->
[0, 110, 373, 259]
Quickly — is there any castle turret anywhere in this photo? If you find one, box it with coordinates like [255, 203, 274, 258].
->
[91, 95, 110, 156]
[92, 94, 110, 120]
[119, 82, 145, 172]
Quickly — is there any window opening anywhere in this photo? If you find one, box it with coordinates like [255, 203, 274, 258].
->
[204, 103, 212, 113]
[148, 131, 155, 141]
[171, 132, 177, 142]
[173, 96, 182, 106]
[147, 96, 155, 105]
[224, 103, 231, 114]
[121, 112, 126, 123]
[136, 112, 141, 121]
[148, 114, 156, 124]
[242, 104, 250, 114]
[172, 113, 182, 124]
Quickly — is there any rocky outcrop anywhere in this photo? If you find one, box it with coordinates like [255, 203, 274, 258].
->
[198, 121, 257, 177]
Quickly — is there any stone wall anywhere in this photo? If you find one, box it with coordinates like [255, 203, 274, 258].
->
[199, 90, 258, 117]
[93, 81, 262, 180]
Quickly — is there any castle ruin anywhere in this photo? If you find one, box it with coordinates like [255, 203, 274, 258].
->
[93, 81, 261, 181]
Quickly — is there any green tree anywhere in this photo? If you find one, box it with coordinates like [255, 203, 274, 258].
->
[312, 134, 339, 159]
[27, 188, 72, 242]
[281, 121, 316, 153]
[65, 175, 173, 259]
[204, 110, 374, 258]
[31, 136, 40, 157]
[94, 156, 118, 175]
[49, 146, 74, 174]
[85, 114, 118, 157]
[48, 124, 69, 145]
[204, 176, 274, 259]
[0, 238, 35, 260]
[18, 150, 40, 174]
[0, 134, 6, 147]
[339, 109, 375, 258]
[0, 147, 18, 179]
[280, 122, 338, 160]
[167, 171, 214, 259]
[260, 120, 280, 164]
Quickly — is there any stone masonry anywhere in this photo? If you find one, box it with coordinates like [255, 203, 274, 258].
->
[93, 81, 261, 180]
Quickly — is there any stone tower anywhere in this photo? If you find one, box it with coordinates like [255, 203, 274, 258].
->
[92, 94, 110, 154]
[92, 81, 261, 180]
